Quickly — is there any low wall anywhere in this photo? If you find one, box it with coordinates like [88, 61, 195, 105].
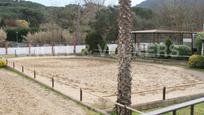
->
[133, 93, 204, 111]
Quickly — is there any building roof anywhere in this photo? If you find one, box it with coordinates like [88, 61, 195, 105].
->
[131, 29, 193, 34]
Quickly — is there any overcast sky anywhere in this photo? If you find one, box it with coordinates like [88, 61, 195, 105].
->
[25, 0, 146, 7]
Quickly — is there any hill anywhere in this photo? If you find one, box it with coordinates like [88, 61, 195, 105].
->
[0, 0, 48, 27]
[138, 0, 204, 10]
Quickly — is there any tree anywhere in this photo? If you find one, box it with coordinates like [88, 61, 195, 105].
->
[25, 23, 70, 45]
[116, 0, 132, 115]
[90, 6, 118, 42]
[0, 28, 6, 42]
[85, 31, 108, 54]
[16, 20, 29, 28]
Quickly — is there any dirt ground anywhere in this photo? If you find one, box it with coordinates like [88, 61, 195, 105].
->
[0, 68, 94, 115]
[9, 56, 204, 106]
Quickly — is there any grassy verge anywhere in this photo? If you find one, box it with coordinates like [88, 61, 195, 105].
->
[111, 111, 139, 115]
[163, 103, 204, 115]
[0, 54, 16, 58]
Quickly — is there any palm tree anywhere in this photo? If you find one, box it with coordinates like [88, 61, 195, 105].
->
[116, 0, 133, 115]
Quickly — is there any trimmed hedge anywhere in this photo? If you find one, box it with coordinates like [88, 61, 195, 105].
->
[188, 55, 204, 68]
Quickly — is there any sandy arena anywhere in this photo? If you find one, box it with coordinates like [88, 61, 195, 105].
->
[0, 68, 94, 115]
[9, 56, 204, 107]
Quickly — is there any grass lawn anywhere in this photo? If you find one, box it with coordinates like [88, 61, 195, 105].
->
[163, 103, 204, 115]
[0, 54, 16, 59]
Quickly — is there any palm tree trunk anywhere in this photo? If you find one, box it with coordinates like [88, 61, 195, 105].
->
[116, 0, 133, 115]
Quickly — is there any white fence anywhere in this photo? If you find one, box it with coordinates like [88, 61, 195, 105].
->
[0, 44, 118, 56]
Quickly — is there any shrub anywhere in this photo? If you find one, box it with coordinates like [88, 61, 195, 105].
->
[148, 44, 166, 57]
[0, 59, 6, 68]
[172, 45, 192, 59]
[85, 32, 109, 54]
[81, 48, 89, 55]
[188, 55, 204, 68]
[165, 38, 173, 55]
[195, 32, 204, 54]
[6, 28, 39, 42]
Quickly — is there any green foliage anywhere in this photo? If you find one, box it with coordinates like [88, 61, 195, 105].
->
[188, 55, 204, 68]
[49, 4, 78, 30]
[148, 43, 191, 59]
[6, 28, 39, 42]
[81, 48, 89, 55]
[171, 45, 191, 60]
[132, 7, 159, 30]
[85, 32, 108, 54]
[0, 0, 47, 28]
[90, 6, 158, 42]
[195, 32, 204, 54]
[165, 38, 173, 55]
[148, 44, 166, 57]
[0, 59, 6, 68]
[172, 45, 191, 56]
[90, 7, 118, 42]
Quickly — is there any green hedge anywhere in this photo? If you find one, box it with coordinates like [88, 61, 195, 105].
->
[171, 45, 191, 59]
[148, 44, 191, 59]
[188, 55, 204, 68]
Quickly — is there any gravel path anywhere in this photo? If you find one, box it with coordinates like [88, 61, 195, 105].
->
[0, 68, 89, 115]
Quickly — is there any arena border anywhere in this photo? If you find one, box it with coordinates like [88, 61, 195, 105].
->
[5, 65, 109, 115]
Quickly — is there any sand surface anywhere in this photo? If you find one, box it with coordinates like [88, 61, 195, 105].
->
[0, 68, 87, 115]
[9, 56, 204, 107]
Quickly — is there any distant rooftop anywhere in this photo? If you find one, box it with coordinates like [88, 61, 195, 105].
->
[131, 29, 193, 34]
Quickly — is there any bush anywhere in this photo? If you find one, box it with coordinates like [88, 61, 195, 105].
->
[165, 38, 173, 55]
[6, 28, 39, 42]
[148, 44, 166, 58]
[0, 59, 6, 68]
[81, 48, 89, 55]
[188, 55, 204, 68]
[85, 32, 109, 55]
[195, 32, 204, 54]
[172, 45, 191, 58]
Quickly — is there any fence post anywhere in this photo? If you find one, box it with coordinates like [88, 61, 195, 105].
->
[163, 87, 166, 100]
[80, 88, 83, 101]
[34, 70, 36, 79]
[15, 49, 17, 57]
[13, 62, 15, 69]
[173, 110, 176, 115]
[124, 105, 127, 115]
[22, 66, 24, 73]
[6, 59, 8, 66]
[190, 105, 194, 115]
[52, 77, 54, 88]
